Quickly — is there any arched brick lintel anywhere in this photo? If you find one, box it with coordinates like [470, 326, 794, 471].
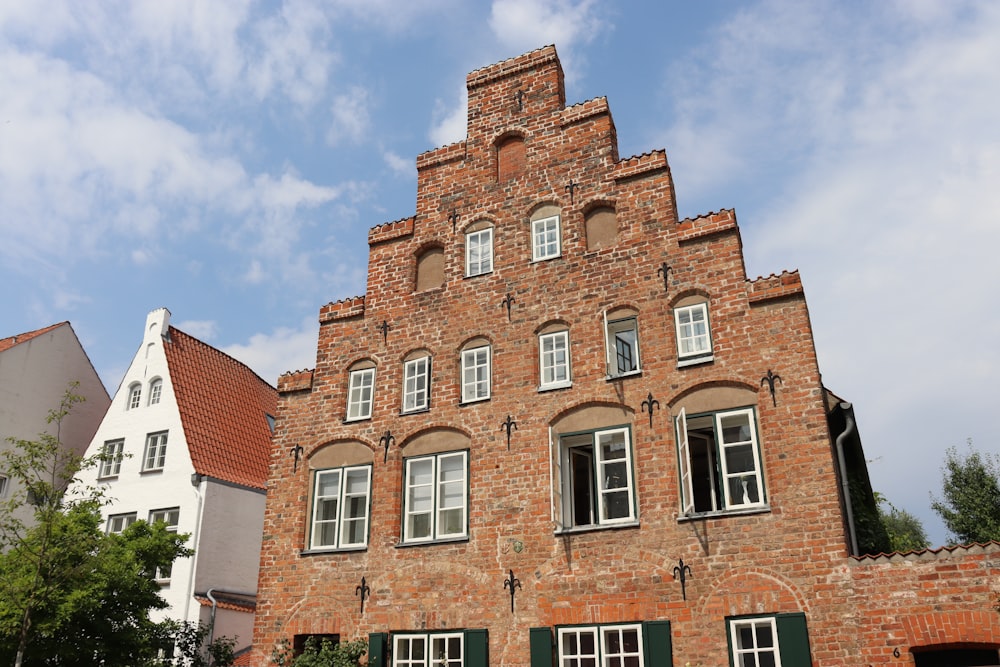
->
[902, 610, 1000, 649]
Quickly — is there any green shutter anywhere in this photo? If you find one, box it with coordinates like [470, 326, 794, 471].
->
[642, 620, 672, 667]
[530, 627, 553, 667]
[465, 629, 489, 667]
[368, 632, 388, 667]
[775, 613, 812, 667]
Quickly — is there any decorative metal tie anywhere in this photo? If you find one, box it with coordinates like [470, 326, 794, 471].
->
[355, 576, 371, 614]
[501, 293, 516, 322]
[449, 209, 460, 233]
[760, 369, 782, 407]
[657, 262, 671, 293]
[501, 415, 518, 450]
[515, 89, 525, 111]
[672, 559, 693, 601]
[379, 430, 395, 464]
[565, 180, 579, 204]
[290, 445, 304, 472]
[641, 392, 660, 429]
[503, 569, 522, 614]
[377, 320, 391, 345]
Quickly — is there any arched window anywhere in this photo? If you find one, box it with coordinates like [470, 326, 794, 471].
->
[127, 383, 142, 410]
[464, 221, 494, 277]
[402, 350, 432, 413]
[459, 338, 491, 403]
[530, 204, 562, 261]
[148, 378, 163, 406]
[345, 360, 376, 421]
[537, 322, 571, 391]
[496, 135, 526, 182]
[415, 246, 444, 291]
[604, 307, 640, 378]
[308, 441, 373, 551]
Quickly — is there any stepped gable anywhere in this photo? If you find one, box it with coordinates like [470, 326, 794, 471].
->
[0, 322, 67, 353]
[163, 326, 277, 490]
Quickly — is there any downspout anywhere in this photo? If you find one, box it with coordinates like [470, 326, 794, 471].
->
[834, 402, 859, 556]
[182, 473, 206, 624]
[204, 587, 257, 666]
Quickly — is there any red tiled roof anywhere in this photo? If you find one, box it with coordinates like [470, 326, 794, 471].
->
[0, 322, 67, 353]
[163, 327, 277, 490]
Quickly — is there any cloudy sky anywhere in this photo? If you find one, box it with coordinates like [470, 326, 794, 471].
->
[2, 0, 997, 547]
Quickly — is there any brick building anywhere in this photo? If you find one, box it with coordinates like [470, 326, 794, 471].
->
[249, 47, 1000, 666]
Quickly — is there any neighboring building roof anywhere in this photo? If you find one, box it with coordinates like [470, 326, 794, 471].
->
[163, 326, 277, 490]
[0, 322, 68, 353]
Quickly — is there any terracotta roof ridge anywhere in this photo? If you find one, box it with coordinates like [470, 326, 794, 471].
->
[851, 539, 1000, 562]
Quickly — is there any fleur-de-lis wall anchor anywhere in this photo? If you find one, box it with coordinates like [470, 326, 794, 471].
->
[565, 179, 579, 205]
[290, 445, 304, 473]
[515, 89, 525, 111]
[760, 369, 782, 407]
[376, 320, 391, 346]
[501, 293, 516, 322]
[379, 430, 395, 464]
[657, 262, 671, 293]
[449, 209, 459, 233]
[672, 559, 693, 601]
[503, 569, 522, 614]
[641, 392, 660, 429]
[355, 576, 371, 614]
[501, 415, 518, 450]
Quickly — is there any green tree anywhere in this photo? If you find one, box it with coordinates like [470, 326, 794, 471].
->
[876, 495, 930, 552]
[271, 637, 367, 667]
[931, 441, 1000, 545]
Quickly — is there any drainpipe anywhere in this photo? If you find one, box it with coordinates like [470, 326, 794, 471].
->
[834, 402, 859, 556]
[205, 587, 257, 666]
[182, 473, 206, 624]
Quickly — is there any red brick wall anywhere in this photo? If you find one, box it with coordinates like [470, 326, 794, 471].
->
[249, 46, 1000, 667]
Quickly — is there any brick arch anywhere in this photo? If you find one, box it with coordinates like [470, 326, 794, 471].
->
[668, 287, 712, 308]
[280, 595, 350, 639]
[697, 566, 810, 620]
[547, 400, 636, 431]
[903, 611, 1000, 648]
[457, 214, 498, 235]
[665, 378, 760, 410]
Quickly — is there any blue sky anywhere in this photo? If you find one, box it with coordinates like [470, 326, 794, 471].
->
[3, 0, 998, 547]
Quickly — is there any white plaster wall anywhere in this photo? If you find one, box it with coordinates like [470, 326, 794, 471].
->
[0, 323, 109, 530]
[195, 480, 266, 595]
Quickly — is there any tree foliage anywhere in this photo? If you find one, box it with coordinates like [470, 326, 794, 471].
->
[876, 494, 929, 553]
[931, 441, 1000, 545]
[271, 637, 367, 667]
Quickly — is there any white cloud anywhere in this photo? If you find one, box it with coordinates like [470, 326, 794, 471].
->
[176, 319, 219, 340]
[222, 318, 320, 386]
[428, 86, 468, 148]
[326, 86, 372, 146]
[383, 150, 413, 177]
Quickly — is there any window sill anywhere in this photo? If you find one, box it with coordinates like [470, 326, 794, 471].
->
[400, 407, 430, 416]
[301, 545, 368, 556]
[677, 354, 714, 368]
[538, 381, 572, 392]
[677, 505, 770, 522]
[343, 416, 372, 424]
[140, 468, 164, 475]
[555, 520, 640, 536]
[395, 535, 469, 549]
[463, 271, 494, 280]
[97, 475, 120, 482]
[459, 396, 491, 406]
[606, 370, 641, 381]
[530, 254, 562, 264]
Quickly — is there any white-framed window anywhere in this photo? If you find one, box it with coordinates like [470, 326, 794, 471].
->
[674, 303, 713, 363]
[727, 614, 811, 667]
[403, 451, 468, 543]
[143, 431, 168, 471]
[346, 367, 375, 421]
[465, 228, 493, 277]
[149, 507, 179, 580]
[531, 214, 561, 261]
[403, 356, 431, 413]
[557, 624, 643, 667]
[99, 439, 124, 478]
[107, 512, 137, 534]
[310, 465, 372, 550]
[605, 314, 640, 378]
[553, 427, 635, 530]
[539, 330, 571, 390]
[127, 383, 142, 410]
[393, 632, 463, 667]
[148, 379, 162, 405]
[676, 407, 765, 515]
[460, 345, 491, 403]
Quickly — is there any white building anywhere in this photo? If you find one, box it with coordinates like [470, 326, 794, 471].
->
[77, 308, 277, 653]
[0, 322, 110, 531]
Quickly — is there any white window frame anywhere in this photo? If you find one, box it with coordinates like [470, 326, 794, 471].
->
[674, 303, 713, 364]
[346, 367, 375, 421]
[531, 214, 561, 261]
[605, 314, 641, 378]
[538, 330, 571, 390]
[460, 346, 491, 403]
[143, 431, 168, 471]
[402, 356, 431, 413]
[554, 427, 636, 530]
[402, 451, 468, 544]
[310, 465, 372, 550]
[465, 228, 493, 277]
[557, 624, 644, 667]
[107, 512, 137, 534]
[676, 407, 765, 515]
[127, 383, 142, 410]
[149, 507, 179, 580]
[99, 439, 124, 478]
[148, 379, 162, 405]
[729, 617, 782, 667]
[393, 632, 464, 667]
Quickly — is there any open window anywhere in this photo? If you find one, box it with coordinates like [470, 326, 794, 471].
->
[604, 308, 640, 378]
[676, 407, 765, 515]
[553, 426, 635, 530]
